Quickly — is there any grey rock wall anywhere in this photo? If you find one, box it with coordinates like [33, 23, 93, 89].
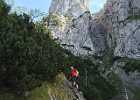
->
[48, 0, 140, 58]
[49, 0, 89, 18]
[103, 0, 140, 58]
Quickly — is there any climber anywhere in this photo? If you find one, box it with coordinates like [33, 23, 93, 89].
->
[69, 66, 79, 89]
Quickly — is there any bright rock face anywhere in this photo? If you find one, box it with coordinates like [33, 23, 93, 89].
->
[49, 0, 89, 18]
[103, 0, 140, 58]
[48, 0, 107, 56]
[60, 12, 95, 56]
[48, 0, 140, 58]
[114, 20, 140, 58]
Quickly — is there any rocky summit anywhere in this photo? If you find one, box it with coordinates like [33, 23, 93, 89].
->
[49, 0, 89, 18]
[48, 0, 140, 59]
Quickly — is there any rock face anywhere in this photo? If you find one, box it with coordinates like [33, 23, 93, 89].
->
[48, 0, 107, 56]
[49, 0, 89, 18]
[103, 0, 140, 58]
[114, 20, 140, 58]
[61, 12, 95, 56]
[48, 0, 140, 58]
[47, 0, 140, 99]
[89, 19, 107, 56]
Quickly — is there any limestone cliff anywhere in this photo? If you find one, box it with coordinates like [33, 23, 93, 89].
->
[49, 0, 89, 18]
[46, 0, 140, 99]
[48, 0, 140, 58]
[48, 0, 107, 56]
[102, 0, 140, 59]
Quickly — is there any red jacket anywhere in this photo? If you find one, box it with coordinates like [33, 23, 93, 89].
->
[71, 68, 79, 77]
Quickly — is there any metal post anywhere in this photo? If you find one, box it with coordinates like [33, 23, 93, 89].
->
[125, 87, 129, 100]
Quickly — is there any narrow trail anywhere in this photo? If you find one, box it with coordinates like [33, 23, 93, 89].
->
[64, 79, 86, 100]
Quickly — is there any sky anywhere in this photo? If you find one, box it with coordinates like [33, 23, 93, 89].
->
[6, 0, 107, 14]
[89, 0, 107, 13]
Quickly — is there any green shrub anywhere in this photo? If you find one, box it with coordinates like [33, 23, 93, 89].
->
[127, 15, 140, 20]
[0, 0, 66, 92]
[0, 1, 120, 100]
[0, 0, 10, 16]
[122, 59, 140, 73]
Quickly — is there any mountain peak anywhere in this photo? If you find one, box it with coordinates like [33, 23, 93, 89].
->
[49, 0, 90, 18]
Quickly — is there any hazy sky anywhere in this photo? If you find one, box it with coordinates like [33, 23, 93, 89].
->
[10, 0, 107, 13]
[89, 0, 107, 13]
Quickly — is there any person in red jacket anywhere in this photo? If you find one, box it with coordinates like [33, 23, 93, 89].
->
[69, 66, 79, 89]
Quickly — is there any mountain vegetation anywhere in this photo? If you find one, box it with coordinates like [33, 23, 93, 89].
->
[0, 0, 140, 100]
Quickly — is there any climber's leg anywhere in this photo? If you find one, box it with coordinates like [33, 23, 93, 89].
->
[74, 77, 79, 89]
[73, 81, 76, 86]
[72, 77, 76, 87]
[76, 76, 80, 89]
[76, 84, 78, 89]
